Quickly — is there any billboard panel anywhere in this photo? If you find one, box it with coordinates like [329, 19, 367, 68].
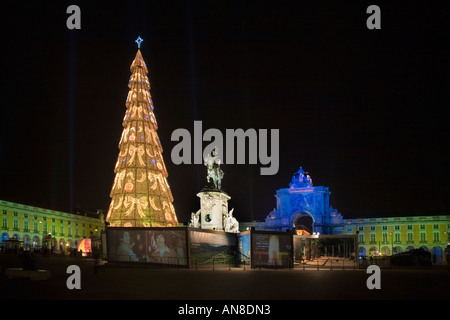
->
[238, 232, 251, 265]
[107, 228, 188, 266]
[251, 231, 293, 268]
[78, 238, 92, 256]
[189, 229, 237, 266]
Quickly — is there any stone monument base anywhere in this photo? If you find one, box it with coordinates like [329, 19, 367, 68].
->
[197, 190, 231, 231]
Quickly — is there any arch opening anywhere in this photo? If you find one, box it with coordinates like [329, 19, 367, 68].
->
[292, 213, 314, 235]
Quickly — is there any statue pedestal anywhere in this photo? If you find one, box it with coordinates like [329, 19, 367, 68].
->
[197, 190, 230, 231]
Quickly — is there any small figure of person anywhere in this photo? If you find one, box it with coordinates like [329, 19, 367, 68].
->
[117, 231, 138, 262]
[150, 232, 178, 264]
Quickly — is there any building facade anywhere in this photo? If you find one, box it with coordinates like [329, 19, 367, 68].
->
[342, 215, 450, 263]
[0, 199, 105, 254]
[256, 166, 450, 264]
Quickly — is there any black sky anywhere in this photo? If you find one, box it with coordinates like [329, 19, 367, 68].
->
[0, 1, 449, 223]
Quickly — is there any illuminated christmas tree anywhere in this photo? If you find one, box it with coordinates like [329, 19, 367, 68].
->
[106, 38, 178, 227]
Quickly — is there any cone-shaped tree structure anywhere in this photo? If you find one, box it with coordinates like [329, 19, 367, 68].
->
[106, 49, 178, 227]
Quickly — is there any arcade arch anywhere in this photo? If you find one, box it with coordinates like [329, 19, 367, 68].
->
[292, 212, 314, 235]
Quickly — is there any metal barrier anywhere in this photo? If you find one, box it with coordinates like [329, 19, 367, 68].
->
[107, 255, 248, 270]
[107, 254, 189, 268]
[107, 254, 390, 270]
[358, 256, 391, 269]
[189, 255, 249, 270]
[252, 257, 293, 270]
[293, 257, 358, 270]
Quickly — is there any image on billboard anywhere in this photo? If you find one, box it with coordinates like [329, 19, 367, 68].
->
[238, 232, 251, 265]
[252, 232, 292, 268]
[189, 230, 237, 266]
[107, 228, 187, 266]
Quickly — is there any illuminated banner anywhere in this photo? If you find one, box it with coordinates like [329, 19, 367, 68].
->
[107, 227, 188, 266]
[238, 232, 251, 265]
[251, 231, 293, 268]
[107, 227, 297, 269]
[78, 238, 92, 254]
[189, 229, 237, 267]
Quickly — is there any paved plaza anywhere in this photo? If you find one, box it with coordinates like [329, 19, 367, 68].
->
[1, 254, 449, 301]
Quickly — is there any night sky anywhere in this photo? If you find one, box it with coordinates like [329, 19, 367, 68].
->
[0, 1, 448, 224]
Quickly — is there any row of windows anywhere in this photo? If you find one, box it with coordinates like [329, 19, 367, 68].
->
[355, 224, 448, 232]
[1, 210, 102, 236]
[2, 218, 95, 231]
[1, 223, 89, 237]
[2, 210, 97, 225]
[358, 231, 448, 244]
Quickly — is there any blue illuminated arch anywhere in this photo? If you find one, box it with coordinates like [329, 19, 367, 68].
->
[1, 232, 8, 243]
[359, 247, 366, 257]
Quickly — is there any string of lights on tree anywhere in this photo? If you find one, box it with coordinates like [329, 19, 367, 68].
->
[106, 37, 178, 227]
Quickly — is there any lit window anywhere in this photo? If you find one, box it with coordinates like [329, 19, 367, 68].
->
[407, 233, 413, 242]
[433, 232, 440, 242]
[420, 233, 426, 242]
